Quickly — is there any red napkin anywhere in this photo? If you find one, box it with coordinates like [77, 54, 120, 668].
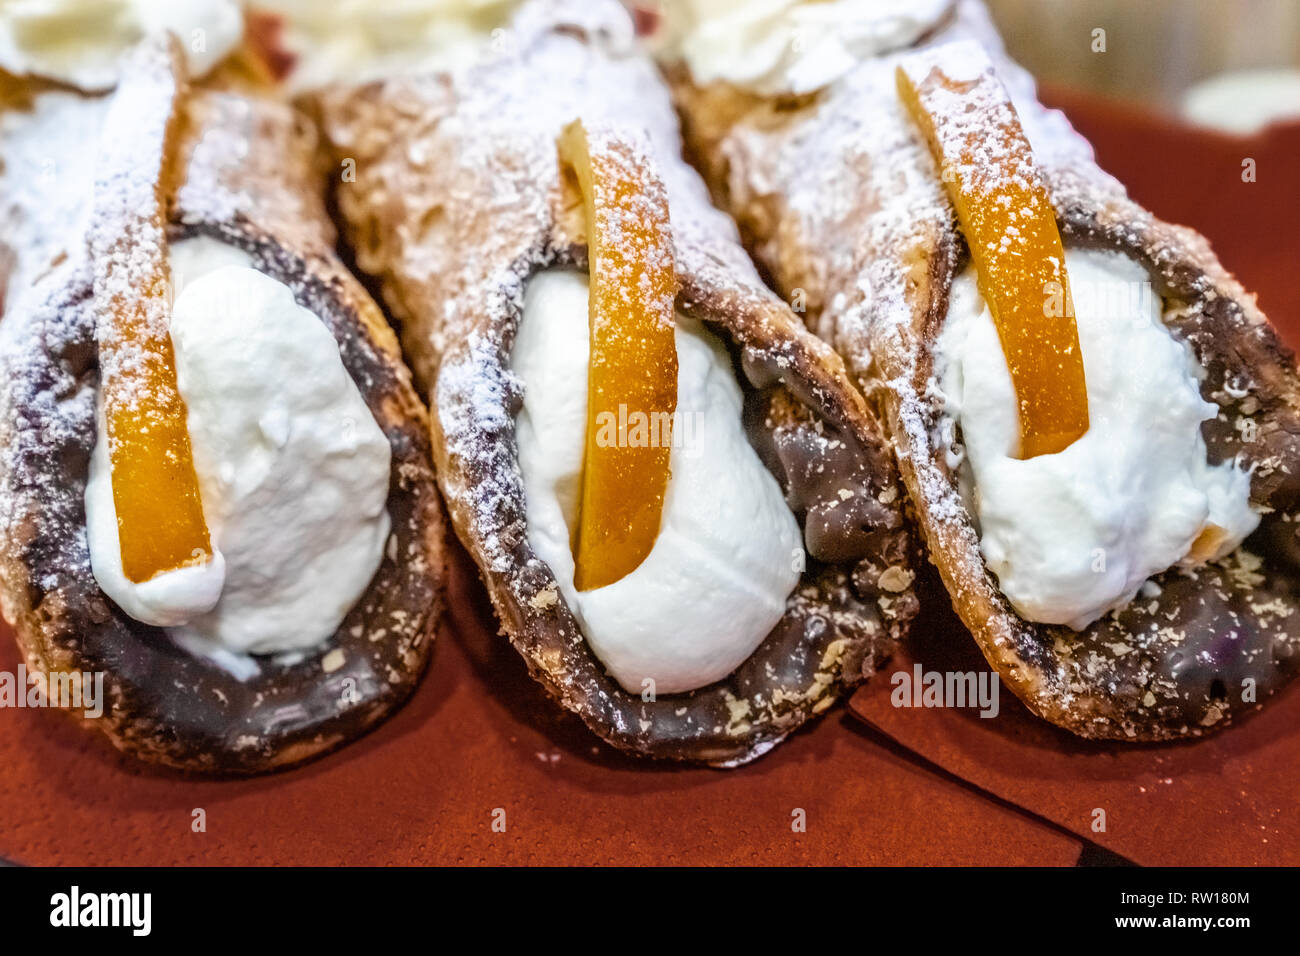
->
[850, 574, 1300, 866]
[0, 551, 1082, 866]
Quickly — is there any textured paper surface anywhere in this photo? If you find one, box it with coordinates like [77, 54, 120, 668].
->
[850, 575, 1300, 866]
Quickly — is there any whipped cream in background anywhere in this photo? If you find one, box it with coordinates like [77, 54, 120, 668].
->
[87, 237, 392, 672]
[1182, 68, 1300, 135]
[657, 0, 954, 95]
[0, 0, 244, 91]
[251, 0, 522, 92]
[512, 270, 801, 694]
[937, 247, 1258, 630]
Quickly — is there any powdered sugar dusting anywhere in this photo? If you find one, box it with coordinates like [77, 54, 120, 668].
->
[0, 257, 100, 618]
[898, 43, 1041, 247]
[0, 90, 106, 311]
[573, 121, 676, 344]
[316, 0, 795, 587]
[87, 34, 183, 417]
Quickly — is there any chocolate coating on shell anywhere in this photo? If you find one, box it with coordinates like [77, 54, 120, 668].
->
[0, 90, 448, 774]
[744, 363, 904, 565]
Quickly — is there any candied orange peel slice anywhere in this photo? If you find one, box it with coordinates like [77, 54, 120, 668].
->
[898, 51, 1089, 459]
[558, 119, 678, 591]
[89, 34, 213, 584]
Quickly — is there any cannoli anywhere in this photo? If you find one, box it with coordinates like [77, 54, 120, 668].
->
[304, 0, 917, 764]
[0, 35, 448, 774]
[658, 0, 1300, 739]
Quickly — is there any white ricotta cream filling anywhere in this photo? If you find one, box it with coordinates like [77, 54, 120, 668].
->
[936, 247, 1258, 630]
[86, 237, 392, 665]
[0, 0, 243, 91]
[658, 0, 953, 95]
[512, 269, 801, 694]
